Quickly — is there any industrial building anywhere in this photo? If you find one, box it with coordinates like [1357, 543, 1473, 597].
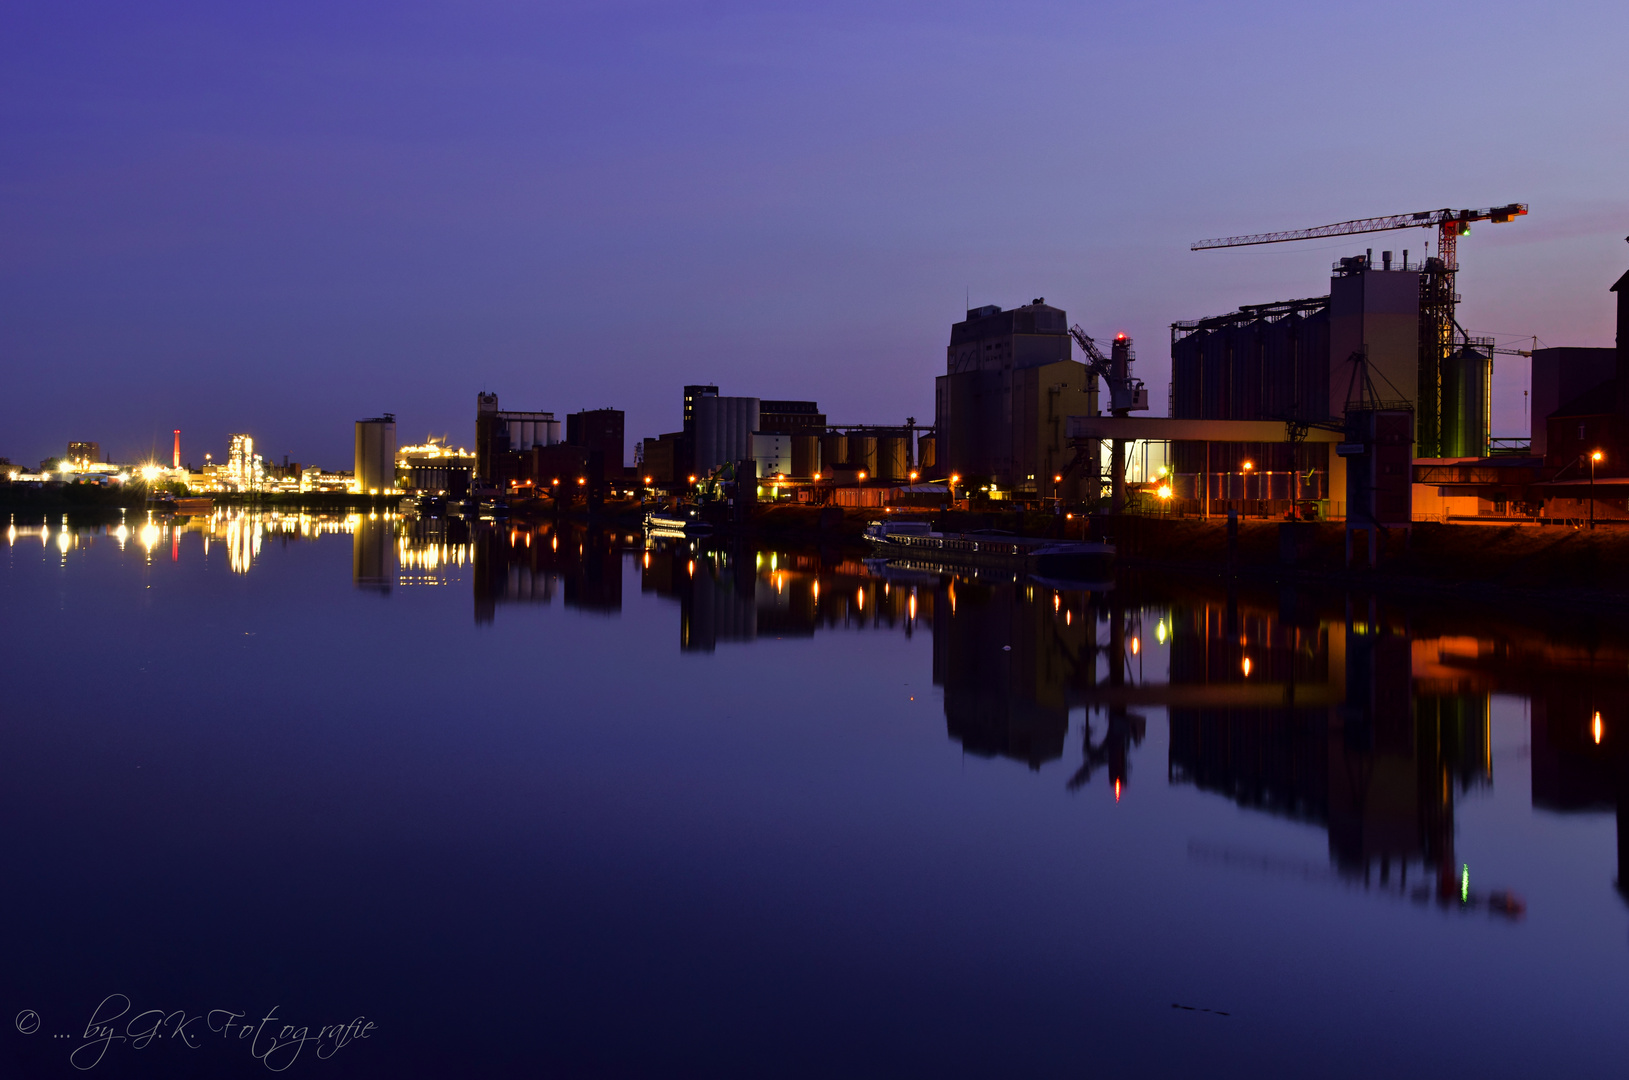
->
[1530, 347, 1616, 458]
[693, 393, 759, 475]
[935, 299, 1097, 499]
[354, 415, 397, 494]
[66, 442, 101, 468]
[1165, 250, 1497, 516]
[565, 409, 625, 470]
[758, 400, 826, 436]
[396, 439, 474, 496]
[475, 392, 561, 488]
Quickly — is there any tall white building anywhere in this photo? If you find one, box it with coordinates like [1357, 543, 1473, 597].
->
[694, 395, 758, 475]
[355, 414, 397, 494]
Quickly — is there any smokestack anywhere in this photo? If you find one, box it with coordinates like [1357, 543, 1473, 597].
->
[1616, 242, 1629, 420]
[173, 429, 181, 469]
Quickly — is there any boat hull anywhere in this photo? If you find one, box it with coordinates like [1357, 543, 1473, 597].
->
[865, 530, 1114, 581]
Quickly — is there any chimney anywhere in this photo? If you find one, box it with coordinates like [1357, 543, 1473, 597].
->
[1615, 250, 1629, 419]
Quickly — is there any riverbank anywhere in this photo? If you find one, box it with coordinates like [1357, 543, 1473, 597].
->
[1100, 515, 1629, 609]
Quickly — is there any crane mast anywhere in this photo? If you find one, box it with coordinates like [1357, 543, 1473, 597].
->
[1192, 203, 1527, 457]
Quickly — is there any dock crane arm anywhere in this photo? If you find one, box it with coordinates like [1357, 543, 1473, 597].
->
[1193, 203, 1527, 251]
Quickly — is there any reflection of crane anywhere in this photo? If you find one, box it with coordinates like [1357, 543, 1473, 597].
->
[1193, 203, 1529, 457]
[1066, 326, 1149, 511]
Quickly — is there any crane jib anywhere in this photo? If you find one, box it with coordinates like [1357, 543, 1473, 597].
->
[1192, 203, 1527, 251]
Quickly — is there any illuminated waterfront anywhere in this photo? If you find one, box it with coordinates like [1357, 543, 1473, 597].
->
[4, 516, 1629, 1077]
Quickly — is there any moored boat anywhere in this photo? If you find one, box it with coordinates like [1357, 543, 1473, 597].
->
[863, 520, 1114, 580]
[644, 507, 711, 535]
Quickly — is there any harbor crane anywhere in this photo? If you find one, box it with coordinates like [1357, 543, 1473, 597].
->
[1193, 203, 1528, 457]
[1067, 325, 1148, 512]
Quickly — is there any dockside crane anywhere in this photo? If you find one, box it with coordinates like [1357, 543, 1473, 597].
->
[1067, 326, 1149, 512]
[1194, 203, 1528, 457]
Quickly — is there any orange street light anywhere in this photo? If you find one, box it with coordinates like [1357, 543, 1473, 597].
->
[1242, 460, 1255, 472]
[551, 478, 559, 486]
[814, 472, 822, 481]
[908, 470, 919, 481]
[950, 473, 960, 485]
[858, 470, 867, 481]
[577, 477, 586, 486]
[688, 475, 697, 483]
[643, 475, 653, 484]
[1593, 450, 1605, 462]
[1053, 474, 1062, 483]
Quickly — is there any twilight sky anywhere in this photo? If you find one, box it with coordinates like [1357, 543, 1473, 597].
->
[3, 0, 1626, 468]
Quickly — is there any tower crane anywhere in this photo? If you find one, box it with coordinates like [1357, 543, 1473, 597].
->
[1193, 203, 1528, 457]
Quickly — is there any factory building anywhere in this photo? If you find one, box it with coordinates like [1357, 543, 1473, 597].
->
[396, 440, 474, 496]
[475, 392, 560, 489]
[354, 415, 397, 494]
[1167, 252, 1494, 514]
[758, 400, 826, 436]
[566, 409, 625, 470]
[1170, 297, 1335, 508]
[751, 433, 791, 478]
[635, 385, 720, 484]
[935, 299, 1096, 498]
[66, 442, 102, 468]
[1530, 347, 1616, 458]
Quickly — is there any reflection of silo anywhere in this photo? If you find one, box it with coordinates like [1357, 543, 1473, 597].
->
[355, 415, 397, 493]
[790, 435, 819, 478]
[820, 434, 848, 472]
[352, 517, 391, 593]
[853, 436, 878, 474]
[877, 436, 908, 480]
[917, 435, 936, 474]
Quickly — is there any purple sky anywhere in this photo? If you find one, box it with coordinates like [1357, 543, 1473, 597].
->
[3, 0, 1626, 468]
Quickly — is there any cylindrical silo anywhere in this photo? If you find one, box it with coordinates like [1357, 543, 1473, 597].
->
[853, 436, 878, 475]
[819, 434, 848, 473]
[877, 436, 907, 480]
[790, 435, 819, 478]
[916, 436, 936, 474]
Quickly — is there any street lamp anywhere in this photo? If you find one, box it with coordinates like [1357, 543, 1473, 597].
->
[1590, 449, 1604, 529]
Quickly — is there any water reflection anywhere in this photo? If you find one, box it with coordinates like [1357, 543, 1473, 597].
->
[5, 507, 364, 572]
[471, 521, 625, 623]
[18, 512, 1629, 915]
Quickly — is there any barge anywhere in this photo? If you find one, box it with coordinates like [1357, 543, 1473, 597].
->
[863, 520, 1114, 581]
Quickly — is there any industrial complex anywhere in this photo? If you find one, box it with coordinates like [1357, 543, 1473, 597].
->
[11, 205, 1629, 537]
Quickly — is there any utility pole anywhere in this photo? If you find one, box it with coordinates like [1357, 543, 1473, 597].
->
[1590, 450, 1602, 529]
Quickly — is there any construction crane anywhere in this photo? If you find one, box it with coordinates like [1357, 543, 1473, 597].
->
[1193, 203, 1528, 457]
[1067, 326, 1148, 512]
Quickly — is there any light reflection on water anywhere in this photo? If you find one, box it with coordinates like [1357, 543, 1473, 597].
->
[4, 513, 1629, 1076]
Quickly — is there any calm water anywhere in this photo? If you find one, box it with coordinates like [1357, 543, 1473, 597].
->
[3, 511, 1628, 1078]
